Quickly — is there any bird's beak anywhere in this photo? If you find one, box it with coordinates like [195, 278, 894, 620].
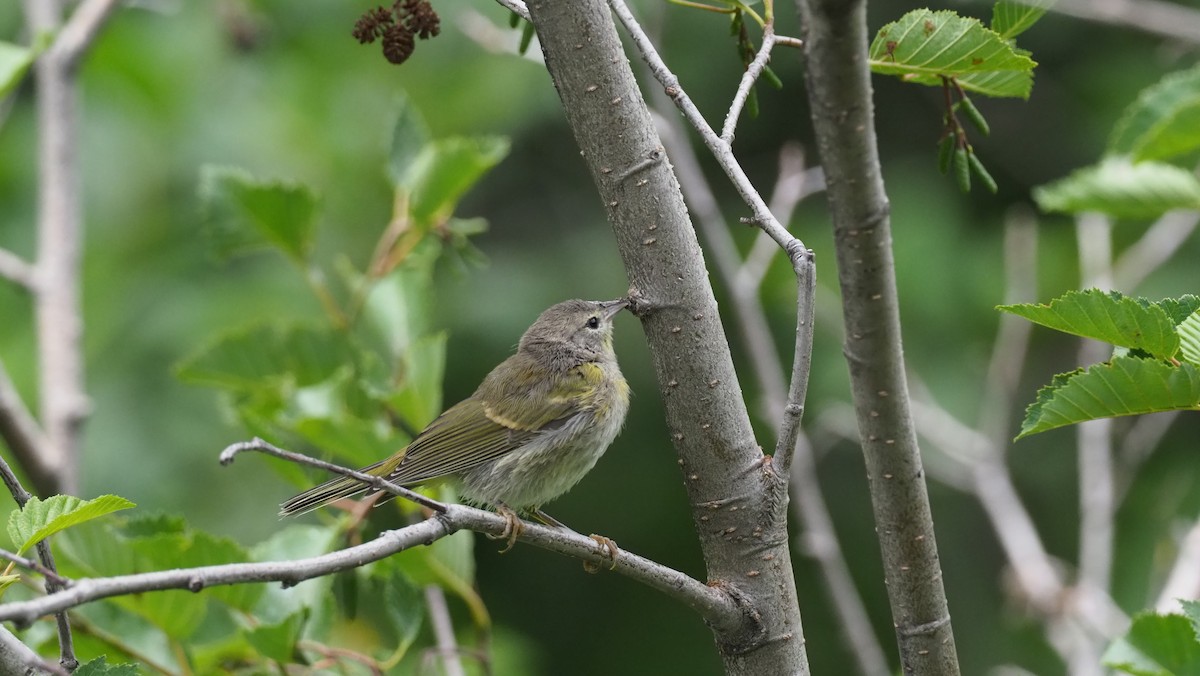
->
[599, 299, 629, 321]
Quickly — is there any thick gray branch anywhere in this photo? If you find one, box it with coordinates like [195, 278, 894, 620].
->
[793, 0, 961, 672]
[525, 0, 809, 672]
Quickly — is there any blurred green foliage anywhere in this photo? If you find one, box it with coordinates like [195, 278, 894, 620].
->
[0, 0, 1198, 673]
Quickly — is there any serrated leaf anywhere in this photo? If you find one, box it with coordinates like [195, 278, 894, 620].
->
[1158, 296, 1200, 326]
[8, 495, 136, 556]
[1033, 157, 1200, 219]
[1110, 65, 1200, 162]
[400, 137, 510, 226]
[199, 165, 319, 262]
[1018, 357, 1200, 438]
[869, 9, 1037, 99]
[1103, 612, 1200, 676]
[176, 323, 353, 390]
[0, 41, 34, 98]
[991, 1, 1050, 40]
[999, 289, 1183, 358]
[75, 656, 140, 676]
[1185, 600, 1200, 642]
[1179, 310, 1200, 366]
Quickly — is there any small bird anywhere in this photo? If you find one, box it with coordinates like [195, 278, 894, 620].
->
[280, 298, 630, 548]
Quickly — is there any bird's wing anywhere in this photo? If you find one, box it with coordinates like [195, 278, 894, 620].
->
[388, 357, 591, 483]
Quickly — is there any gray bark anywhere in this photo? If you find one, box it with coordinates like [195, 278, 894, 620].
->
[525, 0, 810, 673]
[793, 0, 962, 672]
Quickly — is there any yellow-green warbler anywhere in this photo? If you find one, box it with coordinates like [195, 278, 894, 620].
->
[280, 298, 630, 545]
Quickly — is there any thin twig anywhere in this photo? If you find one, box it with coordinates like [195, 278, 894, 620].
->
[607, 0, 803, 256]
[0, 249, 37, 290]
[1155, 520, 1200, 613]
[492, 0, 530, 22]
[721, 26, 777, 145]
[0, 361, 57, 497]
[736, 149, 825, 294]
[219, 437, 445, 513]
[217, 440, 746, 634]
[0, 499, 743, 631]
[0, 451, 75, 670]
[52, 0, 124, 71]
[1026, 0, 1200, 44]
[773, 253, 814, 478]
[1113, 210, 1199, 291]
[424, 586, 467, 676]
[0, 548, 72, 587]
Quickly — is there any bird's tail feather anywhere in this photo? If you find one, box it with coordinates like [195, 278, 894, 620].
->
[279, 455, 404, 517]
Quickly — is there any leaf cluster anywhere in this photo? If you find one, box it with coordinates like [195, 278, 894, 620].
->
[1000, 290, 1200, 438]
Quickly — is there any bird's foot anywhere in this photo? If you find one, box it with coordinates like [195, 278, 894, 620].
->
[487, 504, 524, 554]
[583, 534, 620, 573]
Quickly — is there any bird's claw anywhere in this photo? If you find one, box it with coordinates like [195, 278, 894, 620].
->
[488, 505, 524, 554]
[583, 534, 620, 573]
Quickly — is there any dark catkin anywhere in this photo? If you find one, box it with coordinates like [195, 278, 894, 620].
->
[380, 24, 416, 64]
[353, 1, 440, 65]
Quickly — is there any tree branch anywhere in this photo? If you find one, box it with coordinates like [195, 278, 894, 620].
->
[52, 0, 123, 71]
[0, 249, 37, 291]
[0, 451, 75, 670]
[722, 26, 779, 145]
[793, 0, 961, 671]
[424, 585, 467, 676]
[1029, 0, 1200, 44]
[526, 0, 810, 671]
[652, 106, 886, 676]
[0, 623, 66, 676]
[0, 361, 60, 498]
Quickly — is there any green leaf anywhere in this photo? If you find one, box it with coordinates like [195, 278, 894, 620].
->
[1159, 296, 1200, 326]
[388, 332, 448, 429]
[245, 610, 307, 663]
[0, 41, 34, 98]
[199, 165, 319, 262]
[176, 322, 354, 390]
[1104, 612, 1200, 676]
[1110, 65, 1200, 162]
[387, 96, 432, 187]
[1033, 157, 1200, 219]
[1184, 600, 1200, 642]
[0, 574, 21, 595]
[75, 656, 140, 676]
[400, 137, 511, 226]
[998, 289, 1184, 358]
[1017, 357, 1200, 438]
[1179, 310, 1200, 366]
[869, 9, 1037, 99]
[7, 495, 136, 556]
[991, 1, 1050, 40]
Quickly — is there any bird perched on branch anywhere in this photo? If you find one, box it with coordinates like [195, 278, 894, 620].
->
[280, 298, 630, 550]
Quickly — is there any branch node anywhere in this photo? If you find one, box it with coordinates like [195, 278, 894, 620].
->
[706, 579, 767, 654]
[187, 577, 204, 593]
[615, 147, 664, 182]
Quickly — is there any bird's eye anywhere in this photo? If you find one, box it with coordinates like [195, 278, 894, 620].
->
[586, 316, 600, 329]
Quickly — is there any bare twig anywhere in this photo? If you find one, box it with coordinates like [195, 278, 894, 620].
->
[1027, 0, 1200, 44]
[0, 361, 58, 497]
[736, 148, 825, 294]
[218, 440, 746, 634]
[53, 0, 123, 71]
[721, 26, 778, 145]
[1113, 210, 1199, 291]
[219, 437, 445, 513]
[0, 548, 72, 588]
[0, 499, 743, 631]
[1155, 520, 1200, 613]
[424, 586, 467, 676]
[0, 249, 37, 291]
[607, 0, 805, 258]
[492, 0, 530, 22]
[0, 451, 75, 670]
[0, 624, 67, 676]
